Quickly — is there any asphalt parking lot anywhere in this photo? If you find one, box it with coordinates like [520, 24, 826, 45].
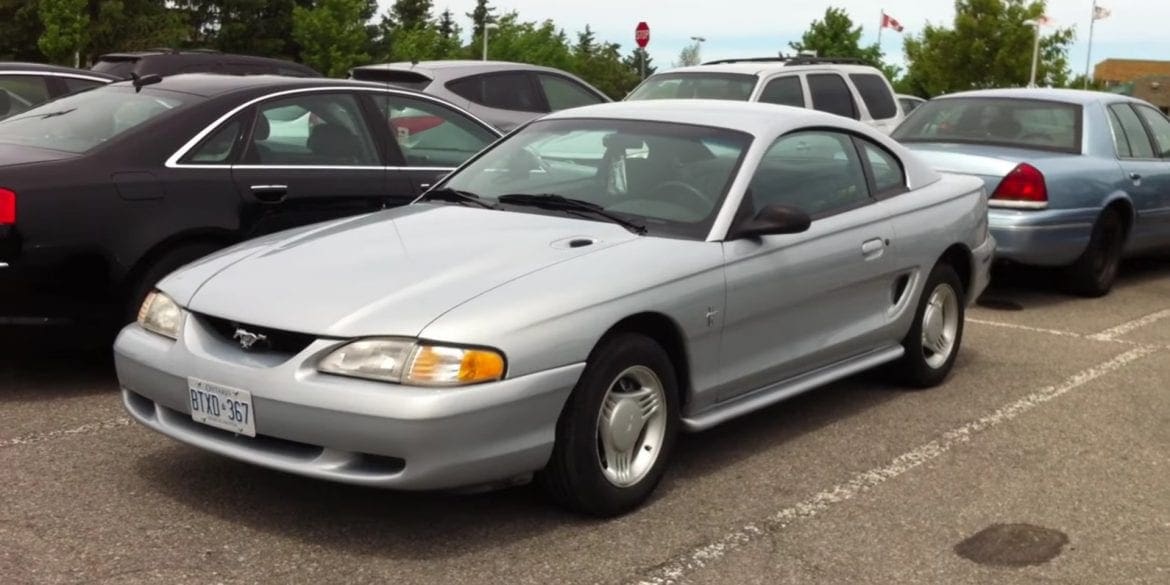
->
[2, 261, 1168, 585]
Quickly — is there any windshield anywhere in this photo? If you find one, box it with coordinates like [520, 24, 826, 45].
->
[894, 97, 1082, 153]
[626, 73, 758, 101]
[0, 86, 192, 154]
[91, 59, 137, 78]
[439, 118, 752, 239]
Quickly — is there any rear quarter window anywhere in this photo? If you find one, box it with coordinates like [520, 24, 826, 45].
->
[849, 74, 897, 120]
[807, 74, 858, 120]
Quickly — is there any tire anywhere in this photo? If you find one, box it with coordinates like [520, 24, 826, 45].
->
[1064, 208, 1126, 298]
[539, 333, 680, 517]
[123, 242, 222, 324]
[896, 263, 965, 388]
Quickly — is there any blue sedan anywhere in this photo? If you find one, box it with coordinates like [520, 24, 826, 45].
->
[894, 88, 1170, 296]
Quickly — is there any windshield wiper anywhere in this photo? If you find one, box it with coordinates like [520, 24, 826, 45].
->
[7, 108, 77, 124]
[420, 187, 498, 209]
[497, 193, 647, 235]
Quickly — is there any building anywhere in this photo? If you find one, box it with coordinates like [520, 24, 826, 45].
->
[1095, 59, 1170, 114]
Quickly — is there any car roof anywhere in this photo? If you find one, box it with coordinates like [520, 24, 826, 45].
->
[111, 73, 417, 98]
[354, 60, 579, 78]
[539, 99, 865, 135]
[935, 87, 1143, 106]
[0, 61, 118, 81]
[662, 62, 886, 77]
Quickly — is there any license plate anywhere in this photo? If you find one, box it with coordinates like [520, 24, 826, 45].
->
[188, 378, 256, 437]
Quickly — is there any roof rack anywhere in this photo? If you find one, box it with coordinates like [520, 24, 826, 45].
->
[144, 47, 222, 54]
[701, 55, 869, 66]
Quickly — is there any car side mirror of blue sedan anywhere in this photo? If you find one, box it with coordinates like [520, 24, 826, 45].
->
[729, 204, 811, 240]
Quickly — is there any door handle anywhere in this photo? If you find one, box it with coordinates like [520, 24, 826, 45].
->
[861, 238, 886, 258]
[1129, 172, 1142, 182]
[419, 183, 432, 190]
[250, 184, 287, 203]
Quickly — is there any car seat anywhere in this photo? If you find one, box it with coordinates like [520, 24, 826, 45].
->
[307, 123, 362, 164]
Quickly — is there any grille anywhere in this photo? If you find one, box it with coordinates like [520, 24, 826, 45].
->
[198, 314, 318, 355]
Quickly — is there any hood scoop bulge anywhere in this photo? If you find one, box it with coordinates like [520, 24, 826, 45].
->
[549, 236, 599, 249]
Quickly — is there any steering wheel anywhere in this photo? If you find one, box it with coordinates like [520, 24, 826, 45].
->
[648, 180, 711, 213]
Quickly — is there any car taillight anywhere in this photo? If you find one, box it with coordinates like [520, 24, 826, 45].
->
[0, 188, 14, 225]
[991, 163, 1047, 205]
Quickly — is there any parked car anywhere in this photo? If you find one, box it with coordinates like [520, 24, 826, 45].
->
[0, 74, 500, 329]
[350, 61, 611, 131]
[898, 94, 926, 114]
[894, 88, 1170, 296]
[115, 100, 993, 516]
[91, 49, 320, 79]
[0, 62, 116, 119]
[625, 56, 904, 134]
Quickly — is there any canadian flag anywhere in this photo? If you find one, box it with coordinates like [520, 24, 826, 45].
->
[881, 12, 904, 33]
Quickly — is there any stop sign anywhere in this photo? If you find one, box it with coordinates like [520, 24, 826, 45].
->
[635, 22, 650, 48]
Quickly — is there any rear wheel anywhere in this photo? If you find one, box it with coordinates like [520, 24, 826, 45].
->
[1065, 208, 1126, 298]
[895, 263, 965, 388]
[123, 242, 222, 324]
[539, 333, 679, 517]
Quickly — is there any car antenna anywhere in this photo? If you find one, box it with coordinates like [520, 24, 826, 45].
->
[130, 72, 163, 92]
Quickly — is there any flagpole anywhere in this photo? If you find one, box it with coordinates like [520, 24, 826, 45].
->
[878, 10, 884, 48]
[1029, 22, 1041, 87]
[1084, 1, 1097, 89]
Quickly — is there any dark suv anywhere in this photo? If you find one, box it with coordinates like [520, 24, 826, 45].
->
[92, 49, 320, 79]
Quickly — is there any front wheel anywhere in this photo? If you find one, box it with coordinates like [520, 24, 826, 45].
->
[896, 263, 965, 388]
[539, 333, 679, 517]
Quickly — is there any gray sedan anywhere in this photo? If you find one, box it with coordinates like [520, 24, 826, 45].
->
[115, 101, 993, 516]
[895, 88, 1170, 296]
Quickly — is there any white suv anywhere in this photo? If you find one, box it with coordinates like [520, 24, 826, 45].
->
[626, 57, 904, 134]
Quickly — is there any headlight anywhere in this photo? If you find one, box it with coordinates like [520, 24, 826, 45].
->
[137, 290, 183, 339]
[318, 338, 506, 387]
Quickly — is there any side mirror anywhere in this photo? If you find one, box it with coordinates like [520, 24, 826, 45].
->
[730, 204, 811, 239]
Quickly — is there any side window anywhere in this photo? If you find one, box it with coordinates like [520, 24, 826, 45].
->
[537, 74, 605, 111]
[247, 93, 379, 165]
[1110, 104, 1155, 158]
[372, 94, 497, 167]
[1106, 108, 1132, 158]
[807, 74, 858, 120]
[1135, 105, 1170, 157]
[849, 74, 898, 120]
[0, 75, 51, 117]
[860, 140, 906, 196]
[447, 73, 544, 113]
[182, 119, 243, 164]
[758, 76, 805, 108]
[748, 131, 870, 217]
[61, 77, 106, 96]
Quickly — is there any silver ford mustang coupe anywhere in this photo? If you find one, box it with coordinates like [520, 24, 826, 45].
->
[115, 100, 994, 516]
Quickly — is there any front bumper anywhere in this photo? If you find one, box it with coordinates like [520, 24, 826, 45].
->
[114, 317, 583, 491]
[988, 207, 1097, 267]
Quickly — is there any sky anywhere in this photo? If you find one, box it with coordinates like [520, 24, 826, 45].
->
[379, 0, 1170, 77]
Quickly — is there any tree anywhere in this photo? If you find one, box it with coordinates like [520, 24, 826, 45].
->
[292, 0, 370, 77]
[903, 0, 1075, 97]
[387, 0, 432, 31]
[675, 41, 702, 67]
[466, 0, 495, 39]
[790, 7, 883, 66]
[624, 48, 656, 80]
[38, 0, 88, 65]
[1, 0, 46, 61]
[174, 0, 312, 60]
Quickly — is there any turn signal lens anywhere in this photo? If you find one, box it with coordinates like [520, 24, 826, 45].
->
[406, 345, 506, 386]
[991, 163, 1047, 205]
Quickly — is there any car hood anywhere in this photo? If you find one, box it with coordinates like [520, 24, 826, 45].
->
[169, 204, 640, 338]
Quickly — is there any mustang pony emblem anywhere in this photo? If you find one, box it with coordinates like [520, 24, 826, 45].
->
[232, 328, 268, 350]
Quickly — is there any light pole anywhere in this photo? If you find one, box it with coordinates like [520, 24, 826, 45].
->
[690, 36, 706, 65]
[482, 23, 499, 61]
[1028, 22, 1041, 88]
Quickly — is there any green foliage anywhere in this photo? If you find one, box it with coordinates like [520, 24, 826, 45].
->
[387, 0, 431, 31]
[37, 0, 89, 65]
[790, 7, 884, 66]
[902, 0, 1075, 97]
[624, 48, 656, 80]
[1, 0, 46, 61]
[567, 26, 638, 99]
[176, 0, 311, 60]
[466, 0, 495, 39]
[675, 41, 702, 67]
[292, 0, 370, 77]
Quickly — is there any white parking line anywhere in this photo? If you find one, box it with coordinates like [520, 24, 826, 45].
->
[965, 318, 1089, 340]
[634, 345, 1159, 585]
[1088, 308, 1170, 341]
[0, 417, 131, 449]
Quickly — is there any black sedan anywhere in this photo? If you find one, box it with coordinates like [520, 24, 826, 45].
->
[0, 62, 117, 119]
[0, 74, 501, 329]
